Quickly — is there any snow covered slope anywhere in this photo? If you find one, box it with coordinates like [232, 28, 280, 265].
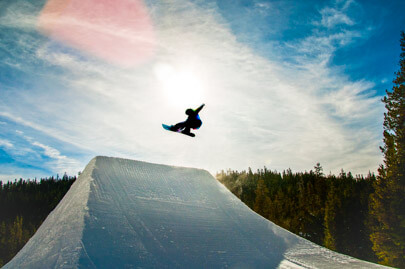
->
[5, 156, 390, 268]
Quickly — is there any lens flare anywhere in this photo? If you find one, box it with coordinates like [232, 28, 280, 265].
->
[38, 0, 156, 67]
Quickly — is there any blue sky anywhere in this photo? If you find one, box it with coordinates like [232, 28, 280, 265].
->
[0, 0, 404, 181]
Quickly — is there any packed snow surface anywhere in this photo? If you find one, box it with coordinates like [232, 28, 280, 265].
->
[5, 156, 390, 268]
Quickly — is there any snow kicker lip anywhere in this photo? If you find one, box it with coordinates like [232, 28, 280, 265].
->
[5, 156, 391, 268]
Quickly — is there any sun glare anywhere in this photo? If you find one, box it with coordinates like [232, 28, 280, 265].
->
[154, 63, 204, 108]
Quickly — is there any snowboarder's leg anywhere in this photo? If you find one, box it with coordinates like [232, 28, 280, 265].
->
[170, 122, 196, 137]
[181, 127, 195, 137]
[170, 122, 186, 131]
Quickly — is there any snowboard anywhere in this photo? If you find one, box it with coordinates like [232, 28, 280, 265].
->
[162, 124, 195, 137]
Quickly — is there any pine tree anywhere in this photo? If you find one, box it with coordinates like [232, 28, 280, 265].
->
[324, 182, 339, 251]
[253, 179, 271, 218]
[369, 31, 405, 267]
[0, 221, 6, 267]
[8, 216, 25, 257]
[314, 163, 324, 177]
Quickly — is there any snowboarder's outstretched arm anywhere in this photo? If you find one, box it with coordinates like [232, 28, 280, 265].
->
[195, 104, 205, 114]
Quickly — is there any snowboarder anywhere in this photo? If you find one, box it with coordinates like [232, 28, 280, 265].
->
[162, 104, 205, 137]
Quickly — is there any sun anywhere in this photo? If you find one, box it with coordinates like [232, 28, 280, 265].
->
[154, 63, 204, 108]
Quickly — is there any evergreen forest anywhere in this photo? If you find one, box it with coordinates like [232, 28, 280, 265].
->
[0, 175, 76, 267]
[216, 166, 378, 263]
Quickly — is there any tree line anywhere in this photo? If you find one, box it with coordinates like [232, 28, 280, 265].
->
[0, 175, 76, 267]
[217, 166, 378, 262]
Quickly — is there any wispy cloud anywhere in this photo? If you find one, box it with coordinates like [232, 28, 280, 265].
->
[316, 0, 356, 28]
[31, 141, 82, 174]
[319, 8, 355, 28]
[12, 130, 83, 175]
[0, 112, 44, 131]
[0, 0, 383, 176]
[255, 2, 271, 10]
[0, 174, 24, 182]
[0, 2, 38, 30]
[0, 138, 13, 148]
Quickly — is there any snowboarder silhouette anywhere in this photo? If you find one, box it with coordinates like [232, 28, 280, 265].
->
[162, 104, 205, 137]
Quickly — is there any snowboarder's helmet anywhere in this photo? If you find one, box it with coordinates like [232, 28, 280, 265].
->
[185, 109, 194, 115]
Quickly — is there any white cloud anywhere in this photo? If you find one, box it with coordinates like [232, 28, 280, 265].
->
[0, 139, 13, 148]
[320, 8, 355, 28]
[0, 0, 383, 176]
[315, 0, 357, 29]
[0, 112, 44, 131]
[0, 2, 38, 30]
[32, 141, 62, 159]
[0, 174, 24, 182]
[3, 129, 84, 175]
[30, 140, 82, 175]
[255, 2, 271, 10]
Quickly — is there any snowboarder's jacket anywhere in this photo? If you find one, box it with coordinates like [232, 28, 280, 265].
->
[185, 104, 204, 129]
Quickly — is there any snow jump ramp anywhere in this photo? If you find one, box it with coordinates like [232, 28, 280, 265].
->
[5, 156, 388, 269]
